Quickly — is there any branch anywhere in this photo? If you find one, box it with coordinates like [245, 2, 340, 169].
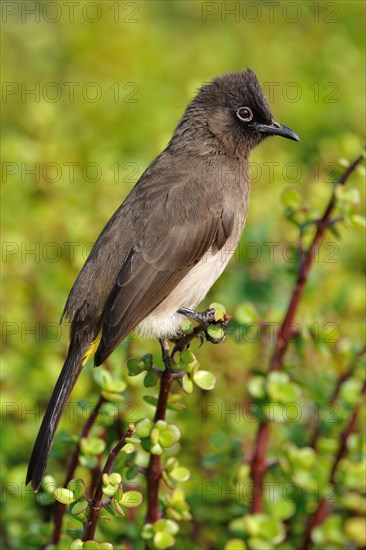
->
[270, 154, 364, 373]
[52, 396, 106, 544]
[83, 425, 136, 541]
[145, 361, 174, 523]
[249, 154, 364, 514]
[301, 379, 366, 550]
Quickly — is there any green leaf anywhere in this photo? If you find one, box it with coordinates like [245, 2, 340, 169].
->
[165, 457, 178, 472]
[135, 418, 153, 438]
[108, 473, 122, 486]
[335, 186, 360, 205]
[344, 517, 366, 546]
[127, 358, 146, 375]
[67, 478, 85, 501]
[166, 398, 186, 411]
[296, 447, 316, 470]
[180, 350, 196, 364]
[101, 390, 125, 402]
[53, 487, 75, 505]
[163, 519, 179, 535]
[338, 157, 350, 168]
[349, 214, 366, 229]
[111, 497, 125, 517]
[243, 514, 264, 536]
[126, 464, 138, 480]
[42, 475, 57, 494]
[155, 420, 168, 430]
[70, 498, 89, 516]
[170, 466, 190, 482]
[93, 368, 113, 389]
[171, 353, 187, 373]
[150, 442, 163, 455]
[153, 531, 175, 549]
[168, 393, 185, 407]
[121, 442, 135, 454]
[341, 492, 366, 514]
[181, 374, 194, 394]
[69, 540, 84, 550]
[162, 470, 175, 490]
[144, 368, 159, 387]
[224, 539, 247, 550]
[106, 379, 126, 393]
[119, 490, 143, 508]
[165, 424, 181, 442]
[142, 523, 154, 540]
[80, 437, 106, 456]
[180, 317, 194, 334]
[193, 370, 216, 390]
[151, 427, 160, 445]
[79, 455, 98, 469]
[270, 499, 295, 520]
[102, 484, 118, 497]
[142, 353, 153, 369]
[247, 538, 273, 550]
[242, 514, 284, 543]
[266, 372, 299, 404]
[159, 424, 181, 448]
[102, 473, 110, 485]
[209, 302, 226, 321]
[247, 376, 266, 398]
[281, 187, 302, 209]
[206, 324, 225, 340]
[83, 542, 101, 550]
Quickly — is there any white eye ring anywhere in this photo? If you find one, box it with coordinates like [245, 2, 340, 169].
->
[236, 107, 253, 122]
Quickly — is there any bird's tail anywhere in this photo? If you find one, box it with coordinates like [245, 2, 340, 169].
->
[26, 335, 98, 491]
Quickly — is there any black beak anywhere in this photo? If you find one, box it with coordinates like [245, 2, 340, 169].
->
[255, 121, 300, 142]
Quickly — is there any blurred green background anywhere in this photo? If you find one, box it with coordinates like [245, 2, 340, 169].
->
[1, 1, 365, 549]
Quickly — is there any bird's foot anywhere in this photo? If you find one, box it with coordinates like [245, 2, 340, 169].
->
[172, 326, 204, 354]
[177, 306, 216, 327]
[177, 306, 231, 346]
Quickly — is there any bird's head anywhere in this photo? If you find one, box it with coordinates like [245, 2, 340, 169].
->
[183, 68, 299, 157]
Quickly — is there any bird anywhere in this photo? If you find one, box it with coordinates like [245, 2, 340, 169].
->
[26, 68, 299, 490]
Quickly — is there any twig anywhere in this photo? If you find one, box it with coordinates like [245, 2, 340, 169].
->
[146, 360, 174, 523]
[301, 379, 366, 550]
[83, 425, 136, 541]
[52, 396, 106, 544]
[249, 154, 364, 514]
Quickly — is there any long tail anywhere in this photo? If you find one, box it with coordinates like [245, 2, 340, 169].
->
[26, 340, 90, 491]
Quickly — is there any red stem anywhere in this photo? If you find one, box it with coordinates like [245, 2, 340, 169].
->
[83, 425, 136, 541]
[249, 154, 364, 513]
[52, 396, 106, 544]
[146, 368, 173, 523]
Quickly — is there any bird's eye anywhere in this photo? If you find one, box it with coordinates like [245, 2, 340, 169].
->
[236, 107, 253, 122]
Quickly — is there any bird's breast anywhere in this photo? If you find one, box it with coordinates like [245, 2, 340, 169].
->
[136, 206, 248, 340]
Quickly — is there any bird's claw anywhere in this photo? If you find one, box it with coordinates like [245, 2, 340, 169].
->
[177, 307, 231, 347]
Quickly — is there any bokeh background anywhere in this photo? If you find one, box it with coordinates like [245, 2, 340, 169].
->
[1, 1, 365, 549]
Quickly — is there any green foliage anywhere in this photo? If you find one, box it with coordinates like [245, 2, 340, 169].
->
[2, 2, 365, 549]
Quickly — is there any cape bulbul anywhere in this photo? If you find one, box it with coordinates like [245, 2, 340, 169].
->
[27, 69, 299, 490]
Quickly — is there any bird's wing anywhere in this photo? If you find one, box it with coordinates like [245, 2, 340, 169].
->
[94, 168, 234, 365]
